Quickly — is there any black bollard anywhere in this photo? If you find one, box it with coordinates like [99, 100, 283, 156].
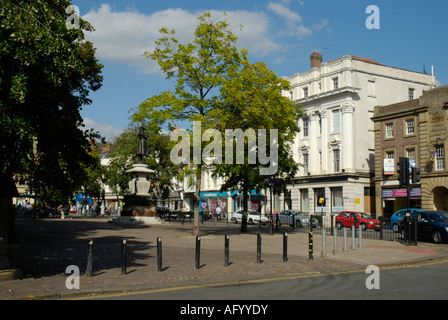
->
[86, 240, 93, 277]
[308, 231, 313, 260]
[157, 237, 163, 271]
[413, 217, 418, 246]
[195, 236, 201, 269]
[224, 235, 229, 267]
[257, 233, 262, 263]
[121, 239, 127, 275]
[283, 232, 288, 262]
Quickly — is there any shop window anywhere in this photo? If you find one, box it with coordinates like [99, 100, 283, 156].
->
[331, 187, 343, 213]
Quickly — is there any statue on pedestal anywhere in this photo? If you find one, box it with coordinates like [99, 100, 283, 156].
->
[120, 126, 158, 219]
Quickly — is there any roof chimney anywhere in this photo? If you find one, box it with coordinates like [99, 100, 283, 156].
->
[310, 51, 322, 68]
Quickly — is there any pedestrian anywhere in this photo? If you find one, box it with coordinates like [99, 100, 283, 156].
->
[216, 205, 222, 221]
[100, 203, 105, 216]
[58, 204, 64, 219]
[91, 202, 98, 217]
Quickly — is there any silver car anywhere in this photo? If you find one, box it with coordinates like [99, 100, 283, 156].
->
[277, 210, 318, 227]
[232, 210, 269, 225]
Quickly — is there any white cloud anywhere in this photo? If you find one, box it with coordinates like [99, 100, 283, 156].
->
[83, 117, 123, 141]
[267, 1, 328, 37]
[82, 4, 280, 74]
[267, 2, 303, 24]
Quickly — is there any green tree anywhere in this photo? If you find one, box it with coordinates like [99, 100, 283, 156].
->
[0, 0, 103, 244]
[212, 60, 302, 232]
[132, 12, 246, 235]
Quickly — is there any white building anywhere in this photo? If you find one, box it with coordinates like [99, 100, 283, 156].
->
[282, 52, 435, 217]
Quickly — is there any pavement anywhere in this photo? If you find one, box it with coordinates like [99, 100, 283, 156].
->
[1, 215, 447, 300]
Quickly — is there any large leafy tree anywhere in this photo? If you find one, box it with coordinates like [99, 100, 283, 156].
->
[0, 0, 103, 242]
[132, 12, 246, 235]
[211, 60, 302, 232]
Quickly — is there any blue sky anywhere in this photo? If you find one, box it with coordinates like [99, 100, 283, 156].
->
[73, 0, 448, 141]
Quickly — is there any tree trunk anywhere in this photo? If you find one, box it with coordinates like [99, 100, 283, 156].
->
[193, 169, 202, 236]
[241, 176, 249, 233]
[0, 172, 18, 269]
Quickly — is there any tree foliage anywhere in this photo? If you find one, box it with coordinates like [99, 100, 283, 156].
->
[133, 12, 302, 233]
[133, 12, 247, 235]
[212, 59, 302, 231]
[0, 0, 103, 203]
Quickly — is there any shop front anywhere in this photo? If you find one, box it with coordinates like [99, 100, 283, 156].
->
[199, 190, 265, 218]
[381, 187, 421, 218]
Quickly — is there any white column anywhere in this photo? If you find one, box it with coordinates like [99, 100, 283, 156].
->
[341, 103, 354, 172]
[309, 112, 318, 174]
[320, 109, 328, 173]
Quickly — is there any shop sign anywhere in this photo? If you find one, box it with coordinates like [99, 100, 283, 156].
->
[382, 188, 421, 198]
[383, 159, 394, 175]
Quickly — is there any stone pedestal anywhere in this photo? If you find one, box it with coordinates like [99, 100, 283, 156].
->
[115, 162, 165, 225]
[122, 194, 157, 217]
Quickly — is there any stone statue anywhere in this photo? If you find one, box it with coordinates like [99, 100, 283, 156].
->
[136, 126, 148, 162]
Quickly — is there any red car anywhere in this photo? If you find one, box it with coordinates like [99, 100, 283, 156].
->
[336, 211, 380, 231]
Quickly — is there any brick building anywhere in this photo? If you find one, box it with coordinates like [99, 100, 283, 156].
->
[372, 86, 448, 217]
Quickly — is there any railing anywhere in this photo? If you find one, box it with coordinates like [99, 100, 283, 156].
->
[162, 212, 404, 242]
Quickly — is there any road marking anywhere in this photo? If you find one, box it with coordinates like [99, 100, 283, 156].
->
[68, 256, 448, 300]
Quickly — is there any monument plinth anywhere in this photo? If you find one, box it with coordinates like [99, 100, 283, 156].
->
[121, 162, 157, 217]
[113, 126, 166, 225]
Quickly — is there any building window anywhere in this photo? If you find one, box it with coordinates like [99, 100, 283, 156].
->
[303, 87, 308, 98]
[333, 149, 340, 172]
[436, 145, 445, 171]
[406, 119, 415, 135]
[406, 148, 416, 162]
[331, 187, 343, 213]
[332, 109, 340, 132]
[386, 151, 395, 160]
[332, 77, 339, 90]
[303, 117, 309, 137]
[302, 153, 309, 174]
[300, 189, 309, 213]
[409, 88, 415, 101]
[385, 123, 394, 138]
[289, 90, 294, 101]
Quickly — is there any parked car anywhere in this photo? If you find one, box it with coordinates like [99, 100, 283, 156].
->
[156, 206, 171, 219]
[232, 210, 269, 225]
[336, 211, 380, 231]
[398, 211, 448, 244]
[391, 208, 423, 232]
[277, 210, 318, 227]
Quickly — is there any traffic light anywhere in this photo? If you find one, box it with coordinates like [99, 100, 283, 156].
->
[398, 157, 409, 186]
[411, 167, 421, 183]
